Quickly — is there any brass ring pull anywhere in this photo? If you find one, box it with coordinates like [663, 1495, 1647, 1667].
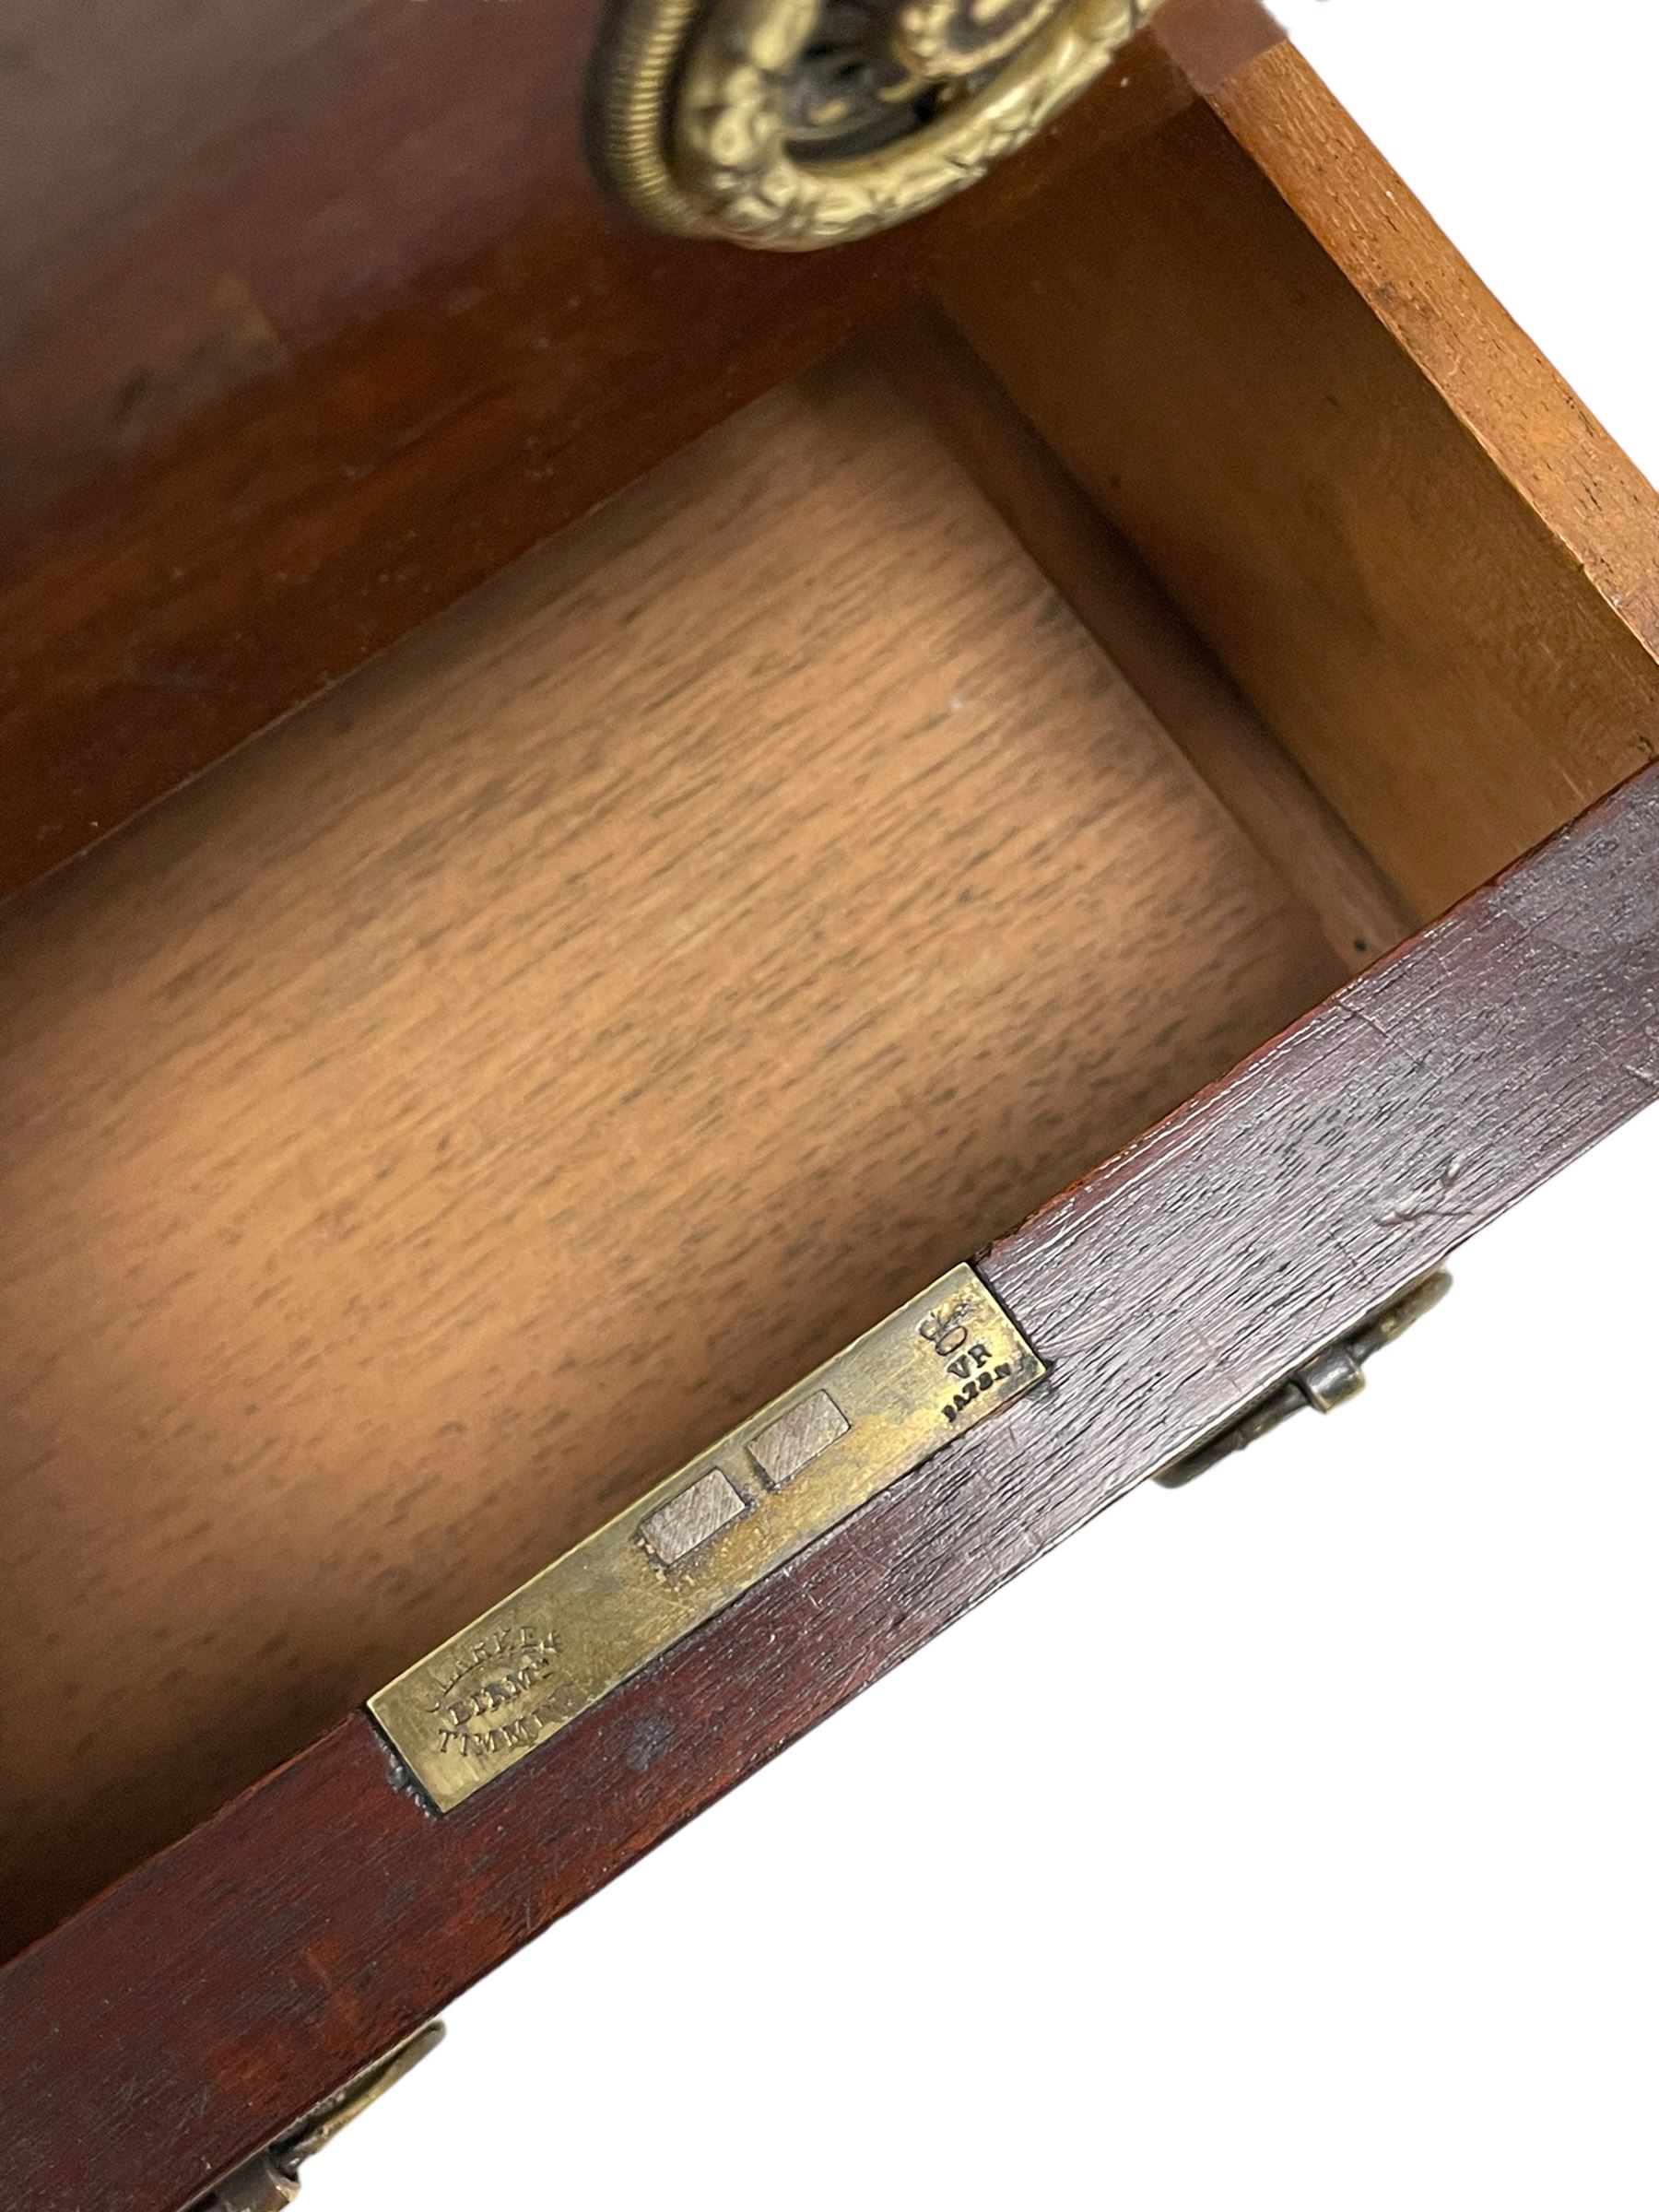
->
[601, 0, 1163, 250]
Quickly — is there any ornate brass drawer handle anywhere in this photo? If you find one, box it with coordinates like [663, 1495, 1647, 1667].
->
[601, 0, 1164, 250]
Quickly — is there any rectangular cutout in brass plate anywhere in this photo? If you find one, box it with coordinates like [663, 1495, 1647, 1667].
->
[369, 1264, 1044, 1811]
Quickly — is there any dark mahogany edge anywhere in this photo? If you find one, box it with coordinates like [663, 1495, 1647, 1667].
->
[0, 0, 1268, 906]
[6, 756, 1659, 2211]
[1142, 0, 1282, 90]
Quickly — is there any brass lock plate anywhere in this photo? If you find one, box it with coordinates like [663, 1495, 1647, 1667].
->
[370, 1264, 1043, 1811]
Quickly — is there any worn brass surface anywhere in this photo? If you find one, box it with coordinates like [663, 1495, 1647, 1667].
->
[1154, 1271, 1453, 1490]
[202, 2024, 444, 2211]
[370, 1265, 1043, 1810]
[600, 0, 1163, 249]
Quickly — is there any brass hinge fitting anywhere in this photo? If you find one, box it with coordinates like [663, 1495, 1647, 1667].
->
[1154, 1271, 1452, 1491]
[198, 2021, 444, 2212]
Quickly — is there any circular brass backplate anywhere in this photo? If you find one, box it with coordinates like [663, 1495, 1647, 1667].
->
[601, 0, 1161, 250]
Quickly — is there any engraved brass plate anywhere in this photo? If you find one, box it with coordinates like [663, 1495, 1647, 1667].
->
[370, 1265, 1042, 1810]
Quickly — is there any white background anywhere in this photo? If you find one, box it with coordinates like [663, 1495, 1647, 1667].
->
[311, 6, 1659, 2205]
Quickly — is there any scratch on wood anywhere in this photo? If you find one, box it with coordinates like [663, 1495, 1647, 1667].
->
[1373, 1150, 1471, 1228]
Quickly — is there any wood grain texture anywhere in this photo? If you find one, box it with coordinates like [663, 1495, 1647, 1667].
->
[872, 298, 1418, 967]
[1207, 41, 1659, 659]
[935, 52, 1659, 915]
[7, 753, 1659, 2212]
[0, 0, 1273, 900]
[0, 348, 1340, 1960]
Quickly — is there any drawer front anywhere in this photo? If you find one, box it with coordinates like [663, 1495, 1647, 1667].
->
[6, 759, 1659, 2212]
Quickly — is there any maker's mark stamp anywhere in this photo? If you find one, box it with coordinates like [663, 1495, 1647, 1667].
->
[369, 1262, 1044, 1810]
[425, 1621, 563, 1759]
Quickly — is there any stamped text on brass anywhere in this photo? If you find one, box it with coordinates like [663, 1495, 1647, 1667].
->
[369, 1265, 1044, 1811]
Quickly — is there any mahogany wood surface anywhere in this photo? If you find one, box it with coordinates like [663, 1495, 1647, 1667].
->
[6, 755, 1659, 2212]
[0, 348, 1341, 1963]
[0, 0, 1282, 901]
[937, 44, 1659, 915]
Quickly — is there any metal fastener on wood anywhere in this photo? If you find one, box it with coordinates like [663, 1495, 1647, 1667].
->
[198, 2021, 445, 2211]
[1154, 1271, 1452, 1490]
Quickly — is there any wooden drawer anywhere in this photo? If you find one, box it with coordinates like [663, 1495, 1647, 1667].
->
[5, 4, 1659, 2206]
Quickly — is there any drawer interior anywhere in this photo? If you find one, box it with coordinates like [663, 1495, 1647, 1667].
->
[931, 74, 1659, 915]
[7, 52, 1659, 1963]
[0, 346, 1347, 1956]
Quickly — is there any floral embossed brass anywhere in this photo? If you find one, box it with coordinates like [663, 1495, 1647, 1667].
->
[600, 0, 1163, 248]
